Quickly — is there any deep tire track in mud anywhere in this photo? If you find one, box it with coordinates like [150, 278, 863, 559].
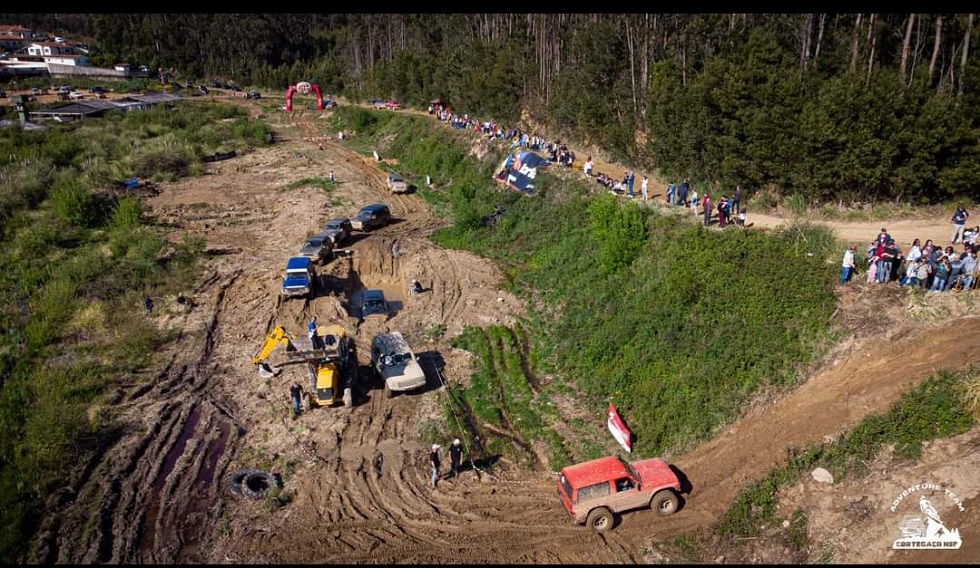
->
[35, 271, 245, 564]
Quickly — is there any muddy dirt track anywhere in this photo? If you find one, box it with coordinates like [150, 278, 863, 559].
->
[31, 97, 980, 564]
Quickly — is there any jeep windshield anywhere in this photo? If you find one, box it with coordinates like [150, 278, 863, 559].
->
[363, 299, 385, 315]
[383, 353, 410, 367]
[559, 474, 573, 500]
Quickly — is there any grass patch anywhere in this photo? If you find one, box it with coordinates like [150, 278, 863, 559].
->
[284, 176, 336, 195]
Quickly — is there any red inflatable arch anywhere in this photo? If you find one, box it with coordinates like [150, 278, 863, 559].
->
[285, 81, 323, 111]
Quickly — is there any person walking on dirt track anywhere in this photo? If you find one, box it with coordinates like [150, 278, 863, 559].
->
[289, 383, 303, 418]
[429, 444, 441, 488]
[449, 438, 463, 479]
[951, 205, 970, 244]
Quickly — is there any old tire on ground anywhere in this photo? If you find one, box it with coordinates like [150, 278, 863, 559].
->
[651, 489, 679, 516]
[241, 470, 278, 499]
[586, 507, 614, 532]
[228, 469, 262, 496]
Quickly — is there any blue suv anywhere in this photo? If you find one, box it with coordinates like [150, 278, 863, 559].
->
[281, 257, 316, 299]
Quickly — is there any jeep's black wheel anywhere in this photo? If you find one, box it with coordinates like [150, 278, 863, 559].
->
[651, 489, 679, 516]
[586, 507, 614, 532]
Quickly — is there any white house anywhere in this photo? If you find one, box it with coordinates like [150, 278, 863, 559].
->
[27, 42, 74, 57]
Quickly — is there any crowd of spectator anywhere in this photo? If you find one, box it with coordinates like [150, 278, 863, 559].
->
[423, 102, 965, 268]
[841, 217, 979, 292]
[431, 106, 578, 168]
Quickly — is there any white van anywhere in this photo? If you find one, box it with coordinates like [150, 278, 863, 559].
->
[370, 331, 426, 397]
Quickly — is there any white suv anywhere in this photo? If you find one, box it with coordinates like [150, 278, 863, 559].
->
[370, 331, 426, 397]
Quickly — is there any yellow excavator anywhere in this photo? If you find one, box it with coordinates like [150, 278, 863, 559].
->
[252, 323, 354, 408]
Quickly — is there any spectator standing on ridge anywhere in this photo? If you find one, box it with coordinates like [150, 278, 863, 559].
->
[915, 258, 931, 289]
[947, 248, 966, 290]
[866, 256, 879, 284]
[665, 181, 676, 206]
[690, 187, 699, 216]
[702, 193, 712, 227]
[677, 178, 690, 208]
[877, 239, 893, 283]
[930, 255, 951, 292]
[732, 185, 742, 216]
[960, 249, 978, 290]
[641, 176, 649, 201]
[584, 156, 594, 178]
[144, 295, 154, 314]
[951, 205, 970, 244]
[626, 170, 635, 198]
[841, 246, 856, 284]
[907, 238, 922, 264]
[877, 227, 891, 247]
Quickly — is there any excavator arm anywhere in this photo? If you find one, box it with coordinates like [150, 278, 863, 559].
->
[252, 325, 291, 365]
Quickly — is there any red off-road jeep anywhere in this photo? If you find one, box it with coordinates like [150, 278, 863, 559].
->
[557, 455, 681, 532]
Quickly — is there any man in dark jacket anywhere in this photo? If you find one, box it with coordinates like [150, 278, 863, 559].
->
[449, 438, 463, 478]
[677, 179, 689, 208]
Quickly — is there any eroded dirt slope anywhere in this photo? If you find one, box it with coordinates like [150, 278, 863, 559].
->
[33, 100, 980, 564]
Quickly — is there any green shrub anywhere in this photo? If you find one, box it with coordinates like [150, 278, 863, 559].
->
[50, 179, 94, 228]
[110, 197, 143, 231]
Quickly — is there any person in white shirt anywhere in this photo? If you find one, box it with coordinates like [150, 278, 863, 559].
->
[840, 246, 856, 284]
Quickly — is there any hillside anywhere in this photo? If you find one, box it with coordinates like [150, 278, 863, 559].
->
[28, 97, 980, 564]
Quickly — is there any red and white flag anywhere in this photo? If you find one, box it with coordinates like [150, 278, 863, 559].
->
[607, 402, 632, 453]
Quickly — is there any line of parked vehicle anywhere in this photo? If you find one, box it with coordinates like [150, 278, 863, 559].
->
[278, 199, 427, 398]
[280, 202, 392, 300]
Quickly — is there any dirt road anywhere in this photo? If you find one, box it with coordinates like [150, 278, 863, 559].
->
[32, 99, 980, 564]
